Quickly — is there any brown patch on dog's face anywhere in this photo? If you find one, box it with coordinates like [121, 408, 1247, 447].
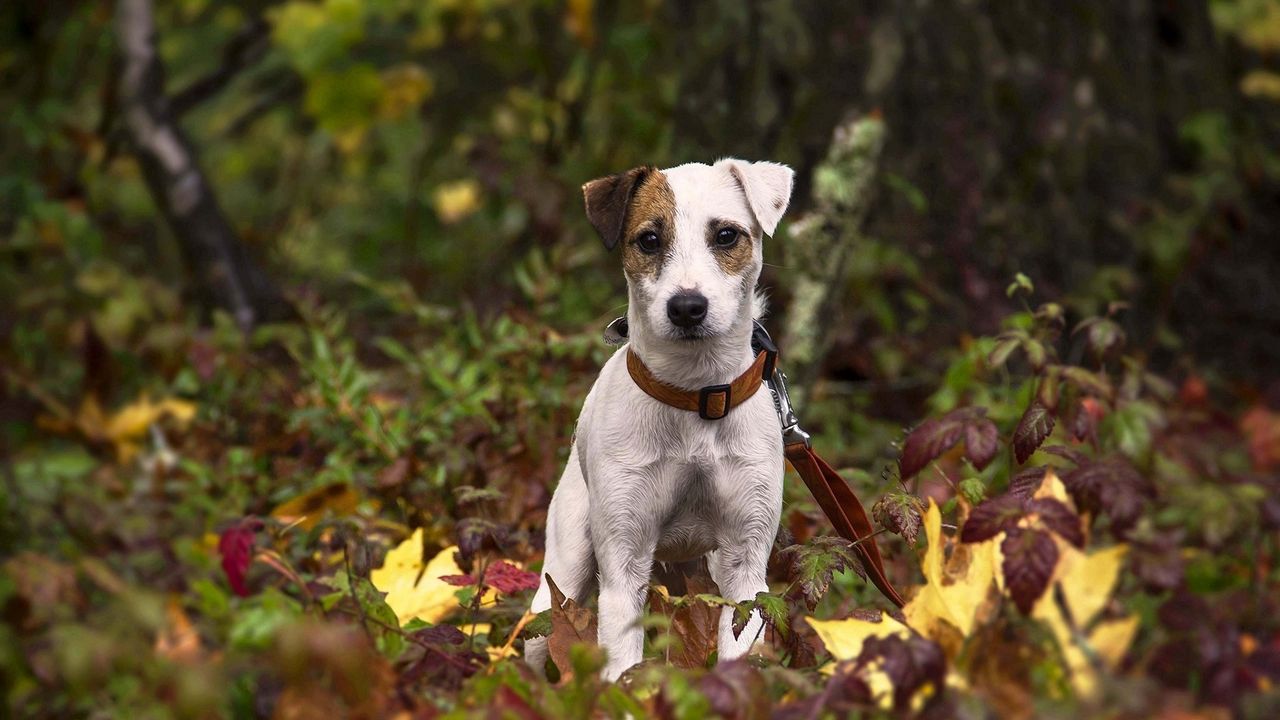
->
[619, 172, 676, 280]
[705, 218, 754, 277]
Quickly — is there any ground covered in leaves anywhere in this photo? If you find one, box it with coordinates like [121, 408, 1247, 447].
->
[3, 277, 1279, 719]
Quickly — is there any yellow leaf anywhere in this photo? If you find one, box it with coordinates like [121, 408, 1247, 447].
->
[1089, 615, 1140, 668]
[61, 395, 197, 462]
[1242, 70, 1280, 101]
[379, 64, 434, 119]
[154, 596, 202, 664]
[565, 0, 595, 46]
[1055, 544, 1127, 628]
[806, 611, 911, 661]
[903, 500, 997, 650]
[1032, 543, 1137, 698]
[271, 482, 361, 531]
[370, 530, 465, 625]
[1032, 468, 1072, 505]
[432, 180, 482, 224]
[105, 397, 196, 442]
[459, 622, 519, 661]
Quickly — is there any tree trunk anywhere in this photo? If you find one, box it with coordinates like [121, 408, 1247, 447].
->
[115, 0, 291, 332]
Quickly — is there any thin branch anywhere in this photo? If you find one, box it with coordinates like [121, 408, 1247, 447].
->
[170, 17, 270, 117]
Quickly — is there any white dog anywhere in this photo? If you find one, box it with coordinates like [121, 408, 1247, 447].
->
[525, 159, 794, 681]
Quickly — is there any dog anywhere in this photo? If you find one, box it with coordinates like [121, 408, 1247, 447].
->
[525, 159, 795, 681]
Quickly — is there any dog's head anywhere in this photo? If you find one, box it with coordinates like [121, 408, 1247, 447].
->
[582, 159, 794, 342]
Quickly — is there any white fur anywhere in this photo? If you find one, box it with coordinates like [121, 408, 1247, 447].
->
[526, 159, 795, 681]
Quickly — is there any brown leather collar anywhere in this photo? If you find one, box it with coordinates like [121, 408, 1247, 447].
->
[626, 348, 770, 420]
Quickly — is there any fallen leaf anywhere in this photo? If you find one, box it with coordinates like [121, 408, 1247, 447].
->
[546, 574, 597, 679]
[3, 552, 82, 629]
[154, 597, 202, 664]
[649, 583, 719, 670]
[271, 482, 361, 531]
[43, 394, 197, 462]
[370, 530, 466, 625]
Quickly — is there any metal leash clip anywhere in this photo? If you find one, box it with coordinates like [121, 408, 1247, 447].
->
[751, 322, 811, 448]
[770, 367, 811, 448]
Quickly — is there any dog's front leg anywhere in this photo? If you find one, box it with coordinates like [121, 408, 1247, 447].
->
[712, 464, 783, 663]
[591, 481, 660, 681]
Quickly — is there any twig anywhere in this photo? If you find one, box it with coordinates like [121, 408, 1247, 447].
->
[498, 610, 537, 660]
[931, 462, 959, 492]
[2, 366, 74, 424]
[850, 527, 891, 549]
[255, 549, 314, 604]
[330, 607, 482, 673]
[343, 540, 376, 645]
[170, 18, 270, 117]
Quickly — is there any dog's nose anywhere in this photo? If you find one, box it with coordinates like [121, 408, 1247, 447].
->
[667, 293, 708, 328]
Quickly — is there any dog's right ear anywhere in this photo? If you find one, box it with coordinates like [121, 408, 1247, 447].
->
[583, 166, 653, 251]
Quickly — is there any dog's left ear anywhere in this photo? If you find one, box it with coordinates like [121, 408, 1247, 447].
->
[582, 166, 654, 251]
[717, 159, 795, 237]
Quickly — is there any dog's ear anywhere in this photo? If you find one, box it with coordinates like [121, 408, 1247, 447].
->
[582, 166, 653, 250]
[717, 159, 794, 237]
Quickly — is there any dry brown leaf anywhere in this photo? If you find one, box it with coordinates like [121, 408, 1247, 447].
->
[648, 586, 719, 670]
[546, 574, 597, 679]
[154, 596, 203, 664]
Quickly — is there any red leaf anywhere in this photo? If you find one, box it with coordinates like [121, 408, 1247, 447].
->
[1027, 498, 1084, 548]
[899, 407, 983, 479]
[960, 494, 1026, 543]
[217, 520, 260, 597]
[697, 661, 770, 719]
[1070, 400, 1096, 441]
[1001, 528, 1058, 614]
[963, 418, 1000, 471]
[440, 574, 475, 587]
[482, 561, 540, 594]
[1008, 467, 1047, 499]
[873, 492, 925, 545]
[857, 635, 947, 712]
[1012, 402, 1056, 464]
[1061, 457, 1151, 533]
[490, 686, 545, 720]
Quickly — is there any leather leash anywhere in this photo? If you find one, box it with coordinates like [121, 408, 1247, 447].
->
[610, 318, 905, 607]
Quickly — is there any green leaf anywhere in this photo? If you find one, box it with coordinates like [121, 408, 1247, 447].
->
[958, 478, 986, 505]
[1006, 272, 1035, 298]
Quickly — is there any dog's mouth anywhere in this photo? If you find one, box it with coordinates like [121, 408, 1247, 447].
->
[671, 326, 714, 341]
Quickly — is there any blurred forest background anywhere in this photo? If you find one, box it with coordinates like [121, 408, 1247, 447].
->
[3, 0, 1280, 718]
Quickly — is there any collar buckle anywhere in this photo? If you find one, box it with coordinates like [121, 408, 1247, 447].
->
[698, 383, 732, 420]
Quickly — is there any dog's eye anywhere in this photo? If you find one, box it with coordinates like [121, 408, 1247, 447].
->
[636, 231, 661, 254]
[714, 227, 740, 248]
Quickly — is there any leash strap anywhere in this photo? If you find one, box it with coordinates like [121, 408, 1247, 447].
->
[783, 441, 905, 606]
[613, 318, 905, 607]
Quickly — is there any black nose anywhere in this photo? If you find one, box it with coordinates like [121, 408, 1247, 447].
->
[667, 293, 708, 328]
